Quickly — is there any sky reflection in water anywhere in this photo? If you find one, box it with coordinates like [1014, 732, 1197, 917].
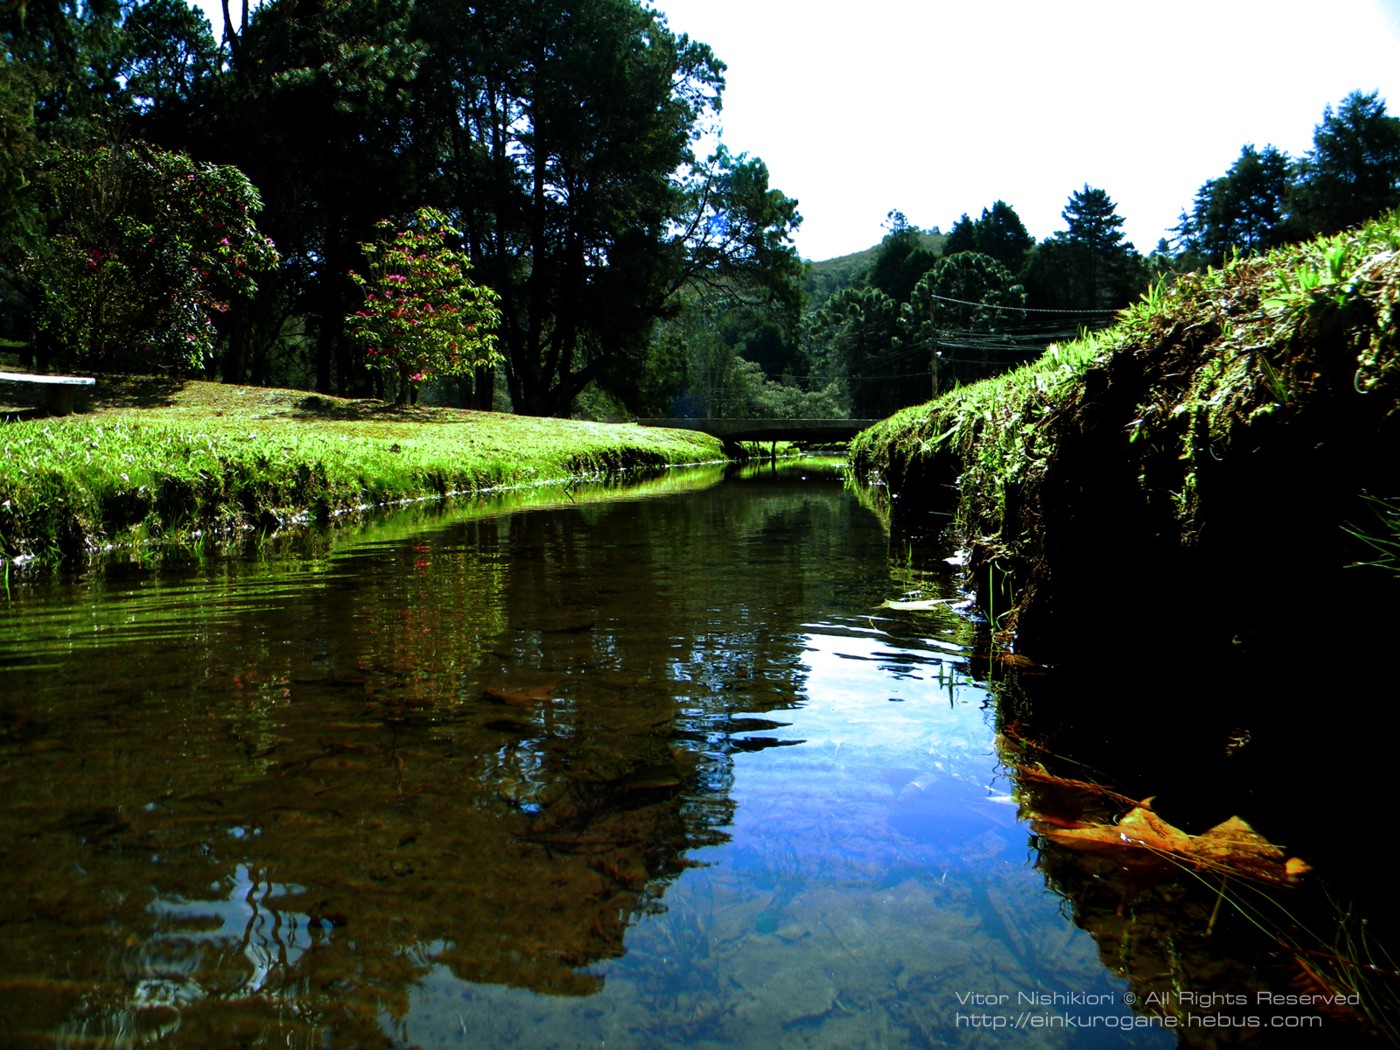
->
[0, 465, 1165, 1049]
[400, 618, 1160, 1047]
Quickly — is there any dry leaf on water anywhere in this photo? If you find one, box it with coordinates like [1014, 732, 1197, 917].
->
[1036, 801, 1311, 887]
[482, 680, 558, 707]
[878, 597, 951, 612]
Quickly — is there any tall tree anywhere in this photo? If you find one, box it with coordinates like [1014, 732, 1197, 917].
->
[1023, 185, 1144, 311]
[801, 285, 899, 418]
[943, 201, 1033, 275]
[942, 213, 978, 257]
[1176, 144, 1292, 264]
[1061, 185, 1127, 257]
[418, 0, 802, 416]
[905, 251, 1025, 335]
[120, 0, 220, 143]
[0, 58, 40, 275]
[1292, 90, 1400, 236]
[867, 209, 936, 306]
[897, 252, 1024, 393]
[203, 0, 428, 389]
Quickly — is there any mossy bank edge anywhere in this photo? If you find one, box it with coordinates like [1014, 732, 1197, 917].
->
[852, 213, 1400, 667]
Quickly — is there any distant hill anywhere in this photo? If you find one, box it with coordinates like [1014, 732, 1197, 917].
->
[803, 230, 946, 311]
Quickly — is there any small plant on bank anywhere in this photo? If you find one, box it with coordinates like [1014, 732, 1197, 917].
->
[1345, 494, 1400, 573]
[346, 207, 503, 405]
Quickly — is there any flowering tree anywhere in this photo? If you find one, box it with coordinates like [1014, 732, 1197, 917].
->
[346, 207, 501, 405]
[25, 143, 278, 373]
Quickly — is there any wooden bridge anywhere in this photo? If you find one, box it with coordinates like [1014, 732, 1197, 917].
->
[636, 417, 880, 455]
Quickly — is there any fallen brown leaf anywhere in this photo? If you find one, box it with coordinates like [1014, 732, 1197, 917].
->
[1036, 802, 1310, 887]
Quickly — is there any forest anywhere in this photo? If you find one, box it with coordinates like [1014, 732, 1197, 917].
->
[4, 0, 1400, 420]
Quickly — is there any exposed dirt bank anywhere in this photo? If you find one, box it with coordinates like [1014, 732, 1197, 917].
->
[852, 215, 1400, 668]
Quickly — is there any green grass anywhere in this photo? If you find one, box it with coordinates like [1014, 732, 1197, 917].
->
[850, 329, 1108, 539]
[0, 381, 724, 561]
[851, 210, 1400, 646]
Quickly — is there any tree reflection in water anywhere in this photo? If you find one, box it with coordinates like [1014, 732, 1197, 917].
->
[0, 465, 881, 1046]
[2, 464, 1193, 1049]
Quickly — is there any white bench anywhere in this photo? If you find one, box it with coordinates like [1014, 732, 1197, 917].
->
[0, 370, 96, 415]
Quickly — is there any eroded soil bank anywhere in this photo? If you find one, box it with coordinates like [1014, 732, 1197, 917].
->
[854, 218, 1400, 1044]
[852, 214, 1400, 671]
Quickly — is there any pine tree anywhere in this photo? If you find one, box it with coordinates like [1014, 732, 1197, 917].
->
[1023, 186, 1144, 311]
[1292, 91, 1400, 236]
[1176, 145, 1292, 264]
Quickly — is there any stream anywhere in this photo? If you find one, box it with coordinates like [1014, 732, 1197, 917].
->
[0, 460, 1369, 1048]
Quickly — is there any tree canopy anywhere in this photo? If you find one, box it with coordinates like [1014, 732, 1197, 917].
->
[1022, 186, 1144, 311]
[1291, 90, 1400, 237]
[1174, 91, 1400, 264]
[917, 252, 1025, 331]
[0, 0, 807, 416]
[5, 9, 1400, 423]
[801, 285, 902, 418]
[867, 210, 937, 306]
[23, 142, 277, 372]
[391, 0, 802, 415]
[943, 201, 1033, 274]
[1175, 145, 1292, 265]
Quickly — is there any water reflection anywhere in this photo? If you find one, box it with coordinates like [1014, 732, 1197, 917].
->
[991, 661, 1397, 1048]
[1, 462, 1159, 1048]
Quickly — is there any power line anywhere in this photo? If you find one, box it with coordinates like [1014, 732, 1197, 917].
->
[926, 292, 1119, 317]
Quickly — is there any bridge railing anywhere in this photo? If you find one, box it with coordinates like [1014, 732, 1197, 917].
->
[636, 418, 880, 440]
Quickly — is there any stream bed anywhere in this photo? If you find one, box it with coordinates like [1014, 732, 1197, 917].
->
[0, 460, 1360, 1048]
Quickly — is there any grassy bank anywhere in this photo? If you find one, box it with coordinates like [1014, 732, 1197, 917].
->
[852, 212, 1400, 661]
[0, 380, 724, 562]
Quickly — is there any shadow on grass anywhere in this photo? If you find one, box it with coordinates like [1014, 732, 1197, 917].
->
[87, 374, 187, 410]
[290, 394, 460, 423]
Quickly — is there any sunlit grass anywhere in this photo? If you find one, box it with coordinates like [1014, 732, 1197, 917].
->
[0, 382, 724, 561]
[851, 209, 1400, 598]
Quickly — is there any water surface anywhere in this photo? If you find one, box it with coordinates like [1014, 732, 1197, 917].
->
[0, 463, 1163, 1048]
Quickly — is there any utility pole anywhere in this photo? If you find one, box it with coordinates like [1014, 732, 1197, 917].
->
[929, 289, 940, 398]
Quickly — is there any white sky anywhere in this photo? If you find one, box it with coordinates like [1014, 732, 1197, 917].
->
[654, 0, 1400, 260]
[193, 0, 1400, 262]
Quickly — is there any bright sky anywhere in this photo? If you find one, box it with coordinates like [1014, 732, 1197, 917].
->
[652, 0, 1400, 260]
[193, 0, 1400, 262]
